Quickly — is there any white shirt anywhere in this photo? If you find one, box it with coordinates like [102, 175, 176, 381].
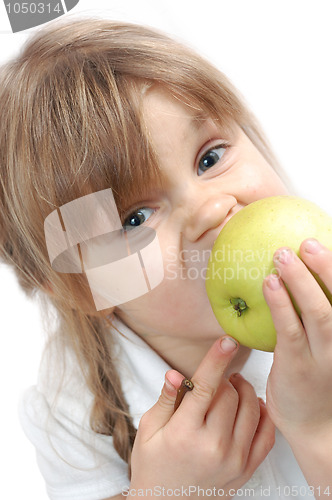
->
[19, 317, 311, 500]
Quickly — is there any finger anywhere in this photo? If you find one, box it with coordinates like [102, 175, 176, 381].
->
[300, 239, 332, 294]
[300, 239, 332, 352]
[140, 369, 183, 438]
[178, 336, 239, 427]
[273, 246, 332, 352]
[230, 373, 260, 455]
[205, 378, 239, 442]
[243, 399, 275, 478]
[263, 272, 310, 359]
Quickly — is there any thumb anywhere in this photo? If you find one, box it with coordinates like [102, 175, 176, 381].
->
[142, 370, 184, 436]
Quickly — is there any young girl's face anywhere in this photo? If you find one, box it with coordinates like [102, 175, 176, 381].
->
[115, 87, 289, 351]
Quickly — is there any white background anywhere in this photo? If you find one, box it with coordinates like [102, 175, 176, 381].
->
[1, 1, 332, 498]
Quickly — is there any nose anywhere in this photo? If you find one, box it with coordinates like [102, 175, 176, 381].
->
[181, 191, 237, 243]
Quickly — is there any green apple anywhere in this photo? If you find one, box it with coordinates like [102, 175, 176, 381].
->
[206, 196, 332, 352]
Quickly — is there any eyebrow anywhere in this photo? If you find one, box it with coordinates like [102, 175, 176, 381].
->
[190, 112, 210, 131]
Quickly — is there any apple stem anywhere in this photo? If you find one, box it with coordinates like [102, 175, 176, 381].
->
[230, 297, 248, 317]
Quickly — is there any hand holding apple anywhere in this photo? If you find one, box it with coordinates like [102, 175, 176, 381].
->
[206, 194, 332, 488]
[263, 231, 332, 491]
[206, 196, 332, 351]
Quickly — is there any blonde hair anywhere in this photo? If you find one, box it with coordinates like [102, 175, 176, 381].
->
[0, 18, 285, 473]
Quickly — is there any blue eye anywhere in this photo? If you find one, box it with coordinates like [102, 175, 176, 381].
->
[198, 145, 227, 176]
[123, 207, 155, 230]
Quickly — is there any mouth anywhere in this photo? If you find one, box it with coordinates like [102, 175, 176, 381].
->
[214, 203, 246, 242]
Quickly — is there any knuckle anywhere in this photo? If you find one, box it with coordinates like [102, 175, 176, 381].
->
[242, 431, 276, 479]
[192, 380, 216, 402]
[223, 382, 240, 405]
[310, 248, 331, 267]
[308, 302, 332, 324]
[271, 297, 292, 318]
[230, 448, 247, 477]
[157, 390, 174, 410]
[267, 429, 276, 451]
[247, 399, 261, 423]
[169, 427, 190, 453]
[233, 374, 255, 395]
[202, 438, 229, 468]
[138, 410, 151, 432]
[203, 440, 222, 463]
[285, 321, 302, 341]
[259, 431, 276, 461]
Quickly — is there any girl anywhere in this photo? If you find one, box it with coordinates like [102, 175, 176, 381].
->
[1, 17, 332, 499]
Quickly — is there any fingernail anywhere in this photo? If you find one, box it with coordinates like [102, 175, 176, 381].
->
[220, 336, 238, 353]
[266, 273, 282, 290]
[304, 238, 321, 254]
[274, 248, 293, 265]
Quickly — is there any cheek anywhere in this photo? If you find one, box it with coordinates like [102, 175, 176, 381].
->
[234, 135, 289, 198]
[258, 167, 289, 196]
[238, 161, 289, 201]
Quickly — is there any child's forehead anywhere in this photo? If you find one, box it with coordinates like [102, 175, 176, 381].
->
[141, 86, 236, 153]
[142, 85, 209, 124]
